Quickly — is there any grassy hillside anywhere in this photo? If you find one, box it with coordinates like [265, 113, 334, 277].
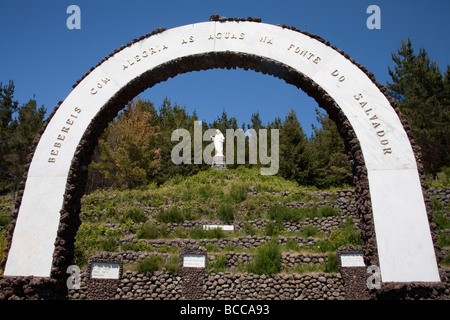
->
[74, 167, 360, 273]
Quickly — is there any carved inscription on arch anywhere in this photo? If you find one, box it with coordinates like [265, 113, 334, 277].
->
[48, 107, 82, 163]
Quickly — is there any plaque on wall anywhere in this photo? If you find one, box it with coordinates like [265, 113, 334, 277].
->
[203, 224, 234, 231]
[340, 253, 365, 267]
[183, 254, 206, 268]
[90, 262, 120, 279]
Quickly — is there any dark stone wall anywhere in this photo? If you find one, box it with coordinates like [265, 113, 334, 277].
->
[86, 252, 123, 300]
[179, 245, 207, 300]
[336, 246, 371, 300]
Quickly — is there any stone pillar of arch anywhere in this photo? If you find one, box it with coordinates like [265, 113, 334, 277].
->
[0, 16, 443, 300]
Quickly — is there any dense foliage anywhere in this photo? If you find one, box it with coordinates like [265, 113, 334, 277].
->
[387, 39, 449, 175]
[0, 81, 45, 197]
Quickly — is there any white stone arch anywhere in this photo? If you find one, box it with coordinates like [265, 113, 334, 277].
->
[2, 20, 440, 285]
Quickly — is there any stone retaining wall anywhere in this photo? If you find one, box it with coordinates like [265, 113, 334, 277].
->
[86, 252, 123, 300]
[105, 202, 357, 236]
[69, 260, 449, 301]
[307, 187, 449, 205]
[119, 215, 358, 247]
[69, 270, 183, 300]
[69, 270, 345, 300]
[208, 251, 328, 270]
[204, 272, 345, 300]
[122, 235, 319, 251]
[116, 250, 329, 270]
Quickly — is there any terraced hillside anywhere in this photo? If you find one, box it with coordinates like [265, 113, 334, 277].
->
[1, 167, 449, 299]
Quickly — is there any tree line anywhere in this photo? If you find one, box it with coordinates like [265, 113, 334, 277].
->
[0, 39, 448, 195]
[85, 97, 352, 191]
[387, 39, 449, 175]
[0, 81, 45, 199]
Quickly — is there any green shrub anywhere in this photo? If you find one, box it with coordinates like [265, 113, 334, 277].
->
[243, 222, 257, 236]
[188, 227, 205, 239]
[339, 219, 363, 245]
[316, 219, 362, 252]
[267, 205, 291, 221]
[73, 224, 121, 266]
[229, 184, 247, 203]
[0, 199, 13, 216]
[137, 255, 163, 273]
[159, 224, 170, 238]
[188, 227, 227, 239]
[434, 210, 450, 230]
[438, 231, 450, 247]
[268, 205, 339, 222]
[184, 209, 201, 221]
[198, 185, 214, 200]
[205, 243, 220, 252]
[427, 166, 450, 188]
[101, 238, 117, 252]
[120, 239, 155, 252]
[318, 205, 339, 217]
[173, 226, 187, 238]
[441, 251, 450, 266]
[293, 263, 322, 273]
[122, 207, 146, 223]
[432, 198, 444, 211]
[284, 238, 300, 251]
[433, 202, 450, 248]
[242, 198, 262, 220]
[120, 242, 140, 251]
[267, 205, 310, 221]
[0, 233, 7, 264]
[181, 188, 195, 201]
[246, 239, 282, 275]
[208, 227, 226, 239]
[264, 220, 283, 236]
[213, 255, 227, 272]
[155, 243, 179, 253]
[138, 223, 160, 239]
[156, 206, 185, 223]
[0, 214, 12, 228]
[324, 253, 339, 273]
[164, 255, 179, 274]
[224, 243, 236, 251]
[300, 225, 320, 238]
[217, 203, 234, 222]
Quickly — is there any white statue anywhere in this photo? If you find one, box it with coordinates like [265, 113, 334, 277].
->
[211, 129, 225, 157]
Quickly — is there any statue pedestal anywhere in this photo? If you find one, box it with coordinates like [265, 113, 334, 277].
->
[212, 155, 226, 170]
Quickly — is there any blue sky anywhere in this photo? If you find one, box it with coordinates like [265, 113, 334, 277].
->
[1, 0, 449, 136]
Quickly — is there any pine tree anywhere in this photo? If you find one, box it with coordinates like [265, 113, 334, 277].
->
[0, 82, 45, 196]
[211, 109, 239, 132]
[0, 81, 18, 193]
[187, 108, 208, 175]
[238, 111, 264, 168]
[268, 117, 282, 130]
[155, 97, 195, 183]
[278, 108, 311, 185]
[308, 110, 352, 188]
[249, 111, 263, 132]
[387, 39, 449, 174]
[8, 99, 46, 196]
